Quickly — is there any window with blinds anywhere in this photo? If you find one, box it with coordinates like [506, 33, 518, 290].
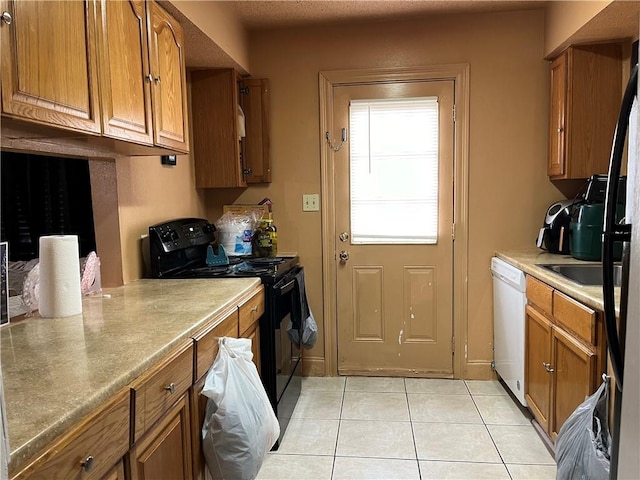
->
[349, 97, 439, 244]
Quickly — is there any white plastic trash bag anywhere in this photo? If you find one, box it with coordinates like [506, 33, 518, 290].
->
[201, 337, 279, 480]
[556, 380, 611, 480]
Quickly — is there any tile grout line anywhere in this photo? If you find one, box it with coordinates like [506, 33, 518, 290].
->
[330, 376, 347, 479]
[405, 378, 424, 480]
[465, 381, 514, 479]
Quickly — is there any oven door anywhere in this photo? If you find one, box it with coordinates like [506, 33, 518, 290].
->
[266, 266, 303, 448]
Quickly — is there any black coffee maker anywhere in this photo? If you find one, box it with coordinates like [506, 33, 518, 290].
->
[536, 199, 575, 254]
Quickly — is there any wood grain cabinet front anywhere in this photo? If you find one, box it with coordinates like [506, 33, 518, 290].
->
[128, 393, 192, 480]
[547, 43, 622, 179]
[239, 286, 265, 375]
[95, 0, 189, 152]
[191, 69, 271, 188]
[0, 0, 102, 134]
[524, 274, 604, 442]
[131, 341, 194, 443]
[11, 388, 130, 480]
[190, 310, 240, 480]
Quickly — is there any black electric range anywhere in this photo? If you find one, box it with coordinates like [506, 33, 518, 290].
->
[148, 217, 302, 449]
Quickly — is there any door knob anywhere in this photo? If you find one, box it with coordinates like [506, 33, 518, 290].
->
[542, 362, 554, 373]
[1, 11, 12, 25]
[339, 251, 349, 263]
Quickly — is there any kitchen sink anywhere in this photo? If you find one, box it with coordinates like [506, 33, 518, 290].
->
[538, 263, 623, 287]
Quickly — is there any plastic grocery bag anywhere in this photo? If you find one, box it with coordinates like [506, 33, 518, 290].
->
[556, 380, 611, 480]
[201, 337, 279, 480]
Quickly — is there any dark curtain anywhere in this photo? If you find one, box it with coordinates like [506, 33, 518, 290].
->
[1, 152, 96, 261]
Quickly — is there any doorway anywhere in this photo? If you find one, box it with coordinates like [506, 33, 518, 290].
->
[319, 65, 470, 378]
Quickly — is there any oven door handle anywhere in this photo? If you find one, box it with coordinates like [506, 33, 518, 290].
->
[279, 279, 296, 295]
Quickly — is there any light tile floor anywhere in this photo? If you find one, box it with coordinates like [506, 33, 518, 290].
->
[256, 377, 556, 480]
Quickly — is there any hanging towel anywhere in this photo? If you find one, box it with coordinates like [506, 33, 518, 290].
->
[287, 268, 318, 349]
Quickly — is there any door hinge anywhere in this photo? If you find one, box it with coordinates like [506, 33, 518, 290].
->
[451, 223, 456, 241]
[239, 86, 249, 95]
[452, 104, 456, 122]
[452, 337, 455, 353]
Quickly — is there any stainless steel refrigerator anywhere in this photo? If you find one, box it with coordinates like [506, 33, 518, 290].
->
[602, 44, 639, 478]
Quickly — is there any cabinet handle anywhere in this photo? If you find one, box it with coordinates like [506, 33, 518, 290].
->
[251, 305, 258, 312]
[145, 74, 153, 82]
[243, 168, 252, 175]
[542, 362, 555, 373]
[164, 382, 175, 393]
[80, 455, 95, 472]
[557, 127, 564, 133]
[154, 76, 161, 84]
[1, 11, 12, 25]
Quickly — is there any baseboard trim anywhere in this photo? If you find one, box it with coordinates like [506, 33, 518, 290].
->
[301, 356, 325, 376]
[464, 362, 496, 380]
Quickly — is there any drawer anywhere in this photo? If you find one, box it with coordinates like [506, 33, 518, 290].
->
[553, 290, 596, 345]
[239, 286, 265, 337]
[193, 309, 238, 381]
[14, 389, 130, 480]
[132, 341, 193, 442]
[526, 275, 553, 316]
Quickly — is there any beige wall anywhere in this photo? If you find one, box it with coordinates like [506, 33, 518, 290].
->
[204, 9, 562, 377]
[113, 153, 206, 283]
[172, 1, 250, 72]
[544, 1, 612, 57]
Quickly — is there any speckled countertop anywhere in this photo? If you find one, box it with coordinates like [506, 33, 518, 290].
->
[1, 277, 260, 474]
[496, 248, 620, 312]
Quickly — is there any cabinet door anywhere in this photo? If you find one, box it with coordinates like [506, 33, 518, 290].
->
[96, 0, 153, 145]
[129, 393, 193, 480]
[525, 305, 552, 433]
[548, 52, 567, 178]
[242, 78, 271, 184]
[550, 326, 596, 440]
[191, 69, 245, 188]
[0, 0, 101, 133]
[103, 460, 126, 480]
[147, 0, 189, 152]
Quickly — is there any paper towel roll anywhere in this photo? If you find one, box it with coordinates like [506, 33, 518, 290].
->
[39, 235, 83, 318]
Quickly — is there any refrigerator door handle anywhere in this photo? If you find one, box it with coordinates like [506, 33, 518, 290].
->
[603, 64, 637, 392]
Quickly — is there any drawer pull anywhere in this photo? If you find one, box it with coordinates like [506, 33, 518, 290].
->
[164, 382, 176, 394]
[542, 362, 555, 373]
[80, 455, 95, 472]
[251, 306, 259, 312]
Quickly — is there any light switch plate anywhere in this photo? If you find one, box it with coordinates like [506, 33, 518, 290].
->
[302, 194, 320, 211]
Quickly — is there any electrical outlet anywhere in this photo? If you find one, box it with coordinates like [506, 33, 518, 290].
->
[302, 194, 320, 212]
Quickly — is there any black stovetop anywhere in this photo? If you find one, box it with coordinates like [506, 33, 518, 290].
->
[167, 255, 299, 285]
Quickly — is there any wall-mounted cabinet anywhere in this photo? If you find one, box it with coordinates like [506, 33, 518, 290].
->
[548, 43, 622, 179]
[191, 69, 271, 188]
[0, 0, 189, 154]
[0, 0, 102, 134]
[96, 0, 189, 152]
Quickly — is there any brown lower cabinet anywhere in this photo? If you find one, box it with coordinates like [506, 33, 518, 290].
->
[128, 393, 192, 480]
[9, 286, 265, 480]
[525, 275, 603, 442]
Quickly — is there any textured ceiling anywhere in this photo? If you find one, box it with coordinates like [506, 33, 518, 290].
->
[227, 0, 547, 30]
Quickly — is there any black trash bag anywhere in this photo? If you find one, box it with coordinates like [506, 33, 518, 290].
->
[556, 380, 612, 480]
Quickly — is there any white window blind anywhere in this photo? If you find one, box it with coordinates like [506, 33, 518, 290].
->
[349, 97, 439, 244]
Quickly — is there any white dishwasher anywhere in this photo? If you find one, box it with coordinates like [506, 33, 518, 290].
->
[490, 257, 527, 406]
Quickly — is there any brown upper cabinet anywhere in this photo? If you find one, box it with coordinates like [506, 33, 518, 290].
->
[191, 69, 271, 188]
[0, 0, 102, 134]
[95, 0, 189, 152]
[1, 0, 189, 154]
[548, 43, 622, 179]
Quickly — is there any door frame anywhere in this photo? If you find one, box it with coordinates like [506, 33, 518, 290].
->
[318, 64, 470, 378]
